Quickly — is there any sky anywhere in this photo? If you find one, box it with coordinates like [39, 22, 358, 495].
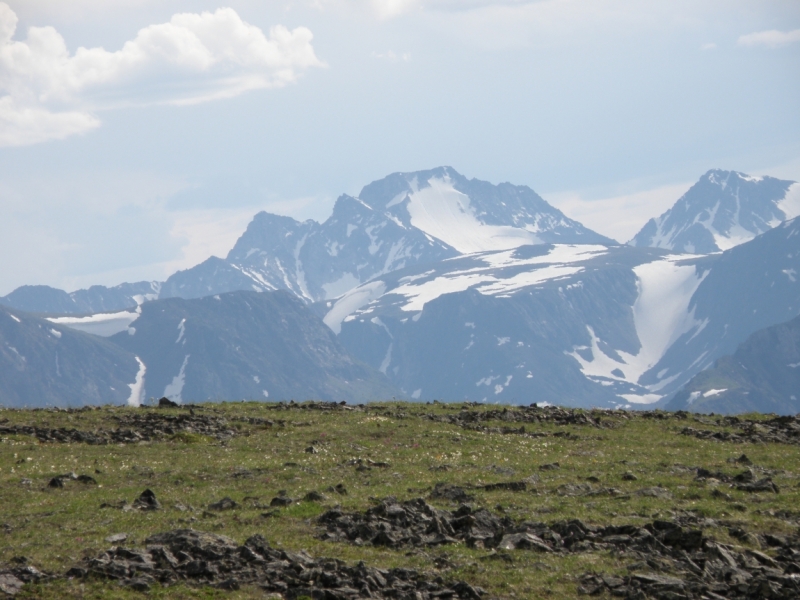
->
[0, 0, 798, 295]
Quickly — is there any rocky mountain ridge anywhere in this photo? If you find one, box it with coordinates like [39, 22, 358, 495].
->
[0, 291, 397, 407]
[667, 312, 800, 414]
[2, 167, 799, 413]
[160, 166, 615, 304]
[629, 170, 798, 253]
[328, 217, 800, 409]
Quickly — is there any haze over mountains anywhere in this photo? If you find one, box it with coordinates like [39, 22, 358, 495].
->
[1, 167, 798, 412]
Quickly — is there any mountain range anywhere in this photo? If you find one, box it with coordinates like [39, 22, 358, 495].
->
[0, 291, 396, 407]
[0, 303, 139, 407]
[0, 281, 159, 316]
[1, 167, 798, 413]
[328, 215, 800, 408]
[160, 167, 614, 303]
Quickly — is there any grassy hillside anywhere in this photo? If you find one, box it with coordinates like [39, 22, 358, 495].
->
[1, 401, 798, 599]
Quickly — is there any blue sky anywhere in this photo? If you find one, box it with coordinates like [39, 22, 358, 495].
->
[0, 0, 798, 295]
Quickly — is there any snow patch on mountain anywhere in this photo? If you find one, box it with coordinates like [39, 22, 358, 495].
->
[567, 256, 707, 403]
[392, 272, 498, 312]
[405, 244, 601, 306]
[322, 273, 360, 299]
[48, 306, 141, 337]
[477, 244, 607, 269]
[127, 357, 146, 406]
[176, 318, 186, 344]
[406, 175, 541, 252]
[777, 183, 800, 220]
[631, 259, 707, 373]
[163, 355, 189, 402]
[325, 244, 608, 323]
[324, 280, 387, 334]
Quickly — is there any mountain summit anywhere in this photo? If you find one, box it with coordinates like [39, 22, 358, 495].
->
[629, 169, 798, 253]
[160, 167, 614, 304]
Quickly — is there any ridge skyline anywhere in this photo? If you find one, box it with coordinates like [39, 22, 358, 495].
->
[2, 164, 797, 299]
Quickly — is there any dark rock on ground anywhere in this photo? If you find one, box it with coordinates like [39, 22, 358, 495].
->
[319, 497, 706, 554]
[324, 483, 348, 495]
[430, 483, 474, 503]
[635, 487, 673, 499]
[115, 412, 237, 442]
[133, 489, 161, 511]
[269, 496, 293, 507]
[556, 483, 623, 497]
[0, 574, 24, 596]
[478, 481, 527, 492]
[425, 404, 615, 430]
[0, 410, 236, 445]
[736, 478, 780, 493]
[316, 493, 791, 600]
[208, 497, 238, 511]
[486, 464, 514, 476]
[0, 562, 51, 596]
[680, 415, 800, 445]
[0, 424, 112, 445]
[67, 528, 485, 599]
[420, 405, 628, 439]
[303, 491, 327, 502]
[578, 524, 800, 599]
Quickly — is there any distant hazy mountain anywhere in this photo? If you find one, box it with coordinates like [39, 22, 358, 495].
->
[0, 304, 141, 407]
[667, 313, 800, 415]
[108, 290, 398, 403]
[629, 170, 798, 253]
[0, 290, 397, 407]
[326, 217, 800, 408]
[160, 167, 614, 304]
[5, 166, 799, 413]
[0, 282, 160, 315]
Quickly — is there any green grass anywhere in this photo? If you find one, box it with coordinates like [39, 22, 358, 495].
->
[1, 401, 798, 599]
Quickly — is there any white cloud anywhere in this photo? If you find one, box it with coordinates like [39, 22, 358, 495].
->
[0, 96, 100, 146]
[737, 28, 800, 48]
[700, 42, 716, 50]
[0, 3, 323, 147]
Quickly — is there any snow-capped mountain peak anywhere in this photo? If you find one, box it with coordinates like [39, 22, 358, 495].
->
[155, 167, 613, 304]
[357, 166, 614, 253]
[388, 173, 542, 253]
[629, 169, 798, 253]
